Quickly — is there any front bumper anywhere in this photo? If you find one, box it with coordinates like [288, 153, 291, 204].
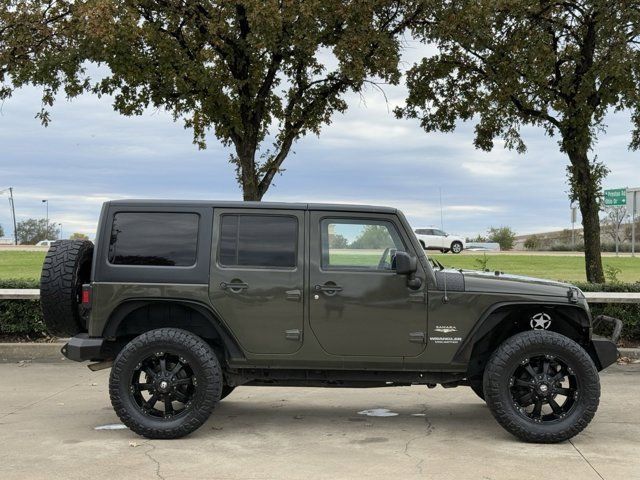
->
[61, 333, 105, 362]
[589, 315, 623, 371]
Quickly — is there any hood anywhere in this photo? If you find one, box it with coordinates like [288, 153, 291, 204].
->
[461, 270, 574, 297]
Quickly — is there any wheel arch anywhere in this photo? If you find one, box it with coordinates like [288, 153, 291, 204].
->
[456, 302, 592, 379]
[102, 299, 244, 360]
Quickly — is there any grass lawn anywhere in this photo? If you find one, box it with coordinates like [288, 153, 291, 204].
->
[0, 251, 47, 281]
[431, 253, 640, 283]
[1, 250, 639, 283]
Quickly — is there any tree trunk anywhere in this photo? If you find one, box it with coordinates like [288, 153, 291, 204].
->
[566, 148, 605, 283]
[235, 141, 263, 201]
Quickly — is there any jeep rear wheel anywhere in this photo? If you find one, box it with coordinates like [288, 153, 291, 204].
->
[40, 240, 93, 336]
[110, 328, 222, 439]
[483, 331, 600, 443]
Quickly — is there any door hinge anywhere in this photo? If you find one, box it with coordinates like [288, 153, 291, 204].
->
[285, 329, 302, 341]
[409, 331, 426, 344]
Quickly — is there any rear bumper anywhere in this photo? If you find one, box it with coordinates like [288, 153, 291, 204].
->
[589, 315, 623, 371]
[61, 333, 105, 362]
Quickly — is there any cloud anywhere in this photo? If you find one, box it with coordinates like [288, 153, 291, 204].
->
[0, 44, 637, 241]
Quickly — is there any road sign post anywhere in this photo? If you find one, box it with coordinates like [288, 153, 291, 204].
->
[629, 187, 640, 257]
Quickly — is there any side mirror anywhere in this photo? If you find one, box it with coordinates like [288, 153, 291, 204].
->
[395, 251, 417, 275]
[395, 251, 422, 290]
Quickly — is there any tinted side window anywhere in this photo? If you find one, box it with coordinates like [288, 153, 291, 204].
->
[415, 229, 430, 235]
[109, 212, 199, 266]
[321, 219, 405, 270]
[219, 215, 297, 268]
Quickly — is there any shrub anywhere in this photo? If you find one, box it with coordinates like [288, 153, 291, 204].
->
[0, 279, 45, 338]
[574, 281, 640, 342]
[487, 226, 516, 250]
[524, 235, 541, 250]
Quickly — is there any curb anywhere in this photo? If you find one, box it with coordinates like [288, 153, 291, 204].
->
[0, 342, 67, 363]
[619, 347, 640, 360]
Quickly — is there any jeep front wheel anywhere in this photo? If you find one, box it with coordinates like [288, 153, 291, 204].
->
[450, 241, 463, 254]
[483, 331, 600, 443]
[110, 328, 222, 439]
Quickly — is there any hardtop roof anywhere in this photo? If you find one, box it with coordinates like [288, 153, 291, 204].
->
[107, 199, 398, 214]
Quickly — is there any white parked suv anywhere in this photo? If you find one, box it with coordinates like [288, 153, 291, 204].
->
[414, 228, 465, 254]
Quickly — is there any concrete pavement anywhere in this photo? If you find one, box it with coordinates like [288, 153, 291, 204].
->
[1, 361, 639, 480]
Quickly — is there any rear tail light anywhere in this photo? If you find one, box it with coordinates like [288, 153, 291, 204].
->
[81, 284, 91, 305]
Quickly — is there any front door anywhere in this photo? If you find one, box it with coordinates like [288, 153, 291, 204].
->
[209, 208, 304, 354]
[309, 212, 427, 357]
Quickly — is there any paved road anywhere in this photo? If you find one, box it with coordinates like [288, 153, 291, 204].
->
[1, 361, 638, 480]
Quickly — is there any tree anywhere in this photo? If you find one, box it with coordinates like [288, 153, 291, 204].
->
[1, 1, 423, 201]
[350, 225, 394, 249]
[328, 233, 349, 249]
[467, 234, 488, 243]
[399, 1, 640, 283]
[69, 232, 89, 240]
[16, 218, 59, 245]
[524, 234, 541, 250]
[0, 223, 4, 238]
[488, 226, 516, 251]
[602, 206, 628, 250]
[0, 1, 87, 123]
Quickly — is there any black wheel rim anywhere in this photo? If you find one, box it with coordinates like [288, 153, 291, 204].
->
[509, 355, 579, 424]
[130, 351, 197, 420]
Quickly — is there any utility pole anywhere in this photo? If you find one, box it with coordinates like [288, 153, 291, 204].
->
[630, 187, 639, 258]
[0, 187, 18, 245]
[9, 188, 16, 245]
[42, 199, 48, 238]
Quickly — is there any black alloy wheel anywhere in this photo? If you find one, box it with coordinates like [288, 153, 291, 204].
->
[509, 355, 578, 423]
[130, 351, 197, 419]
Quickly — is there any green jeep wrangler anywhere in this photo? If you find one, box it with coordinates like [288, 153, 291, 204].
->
[40, 200, 620, 442]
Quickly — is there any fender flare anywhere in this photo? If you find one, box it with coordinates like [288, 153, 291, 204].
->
[102, 298, 245, 359]
[452, 300, 591, 366]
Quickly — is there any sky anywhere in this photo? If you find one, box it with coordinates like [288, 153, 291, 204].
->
[0, 44, 638, 240]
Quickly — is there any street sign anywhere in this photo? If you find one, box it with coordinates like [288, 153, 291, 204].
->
[604, 188, 627, 206]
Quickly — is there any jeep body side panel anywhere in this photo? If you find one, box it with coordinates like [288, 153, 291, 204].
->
[208, 208, 305, 355]
[308, 211, 428, 359]
[89, 202, 215, 336]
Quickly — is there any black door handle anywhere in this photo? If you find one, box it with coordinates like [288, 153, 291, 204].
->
[314, 283, 343, 295]
[220, 281, 249, 292]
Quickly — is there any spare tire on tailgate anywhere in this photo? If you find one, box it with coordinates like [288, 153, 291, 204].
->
[40, 240, 94, 336]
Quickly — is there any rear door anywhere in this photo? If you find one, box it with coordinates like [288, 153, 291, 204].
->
[209, 209, 304, 354]
[308, 212, 427, 357]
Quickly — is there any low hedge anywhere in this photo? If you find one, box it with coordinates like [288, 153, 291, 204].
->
[0, 279, 45, 338]
[573, 281, 640, 342]
[0, 278, 638, 342]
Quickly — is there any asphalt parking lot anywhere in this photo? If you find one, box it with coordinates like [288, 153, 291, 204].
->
[1, 361, 639, 480]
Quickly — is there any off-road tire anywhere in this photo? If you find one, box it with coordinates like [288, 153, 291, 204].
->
[483, 331, 600, 443]
[40, 240, 93, 336]
[220, 385, 235, 400]
[110, 328, 222, 439]
[451, 241, 463, 254]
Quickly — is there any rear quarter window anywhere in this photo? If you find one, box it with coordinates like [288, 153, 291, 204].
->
[108, 212, 199, 266]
